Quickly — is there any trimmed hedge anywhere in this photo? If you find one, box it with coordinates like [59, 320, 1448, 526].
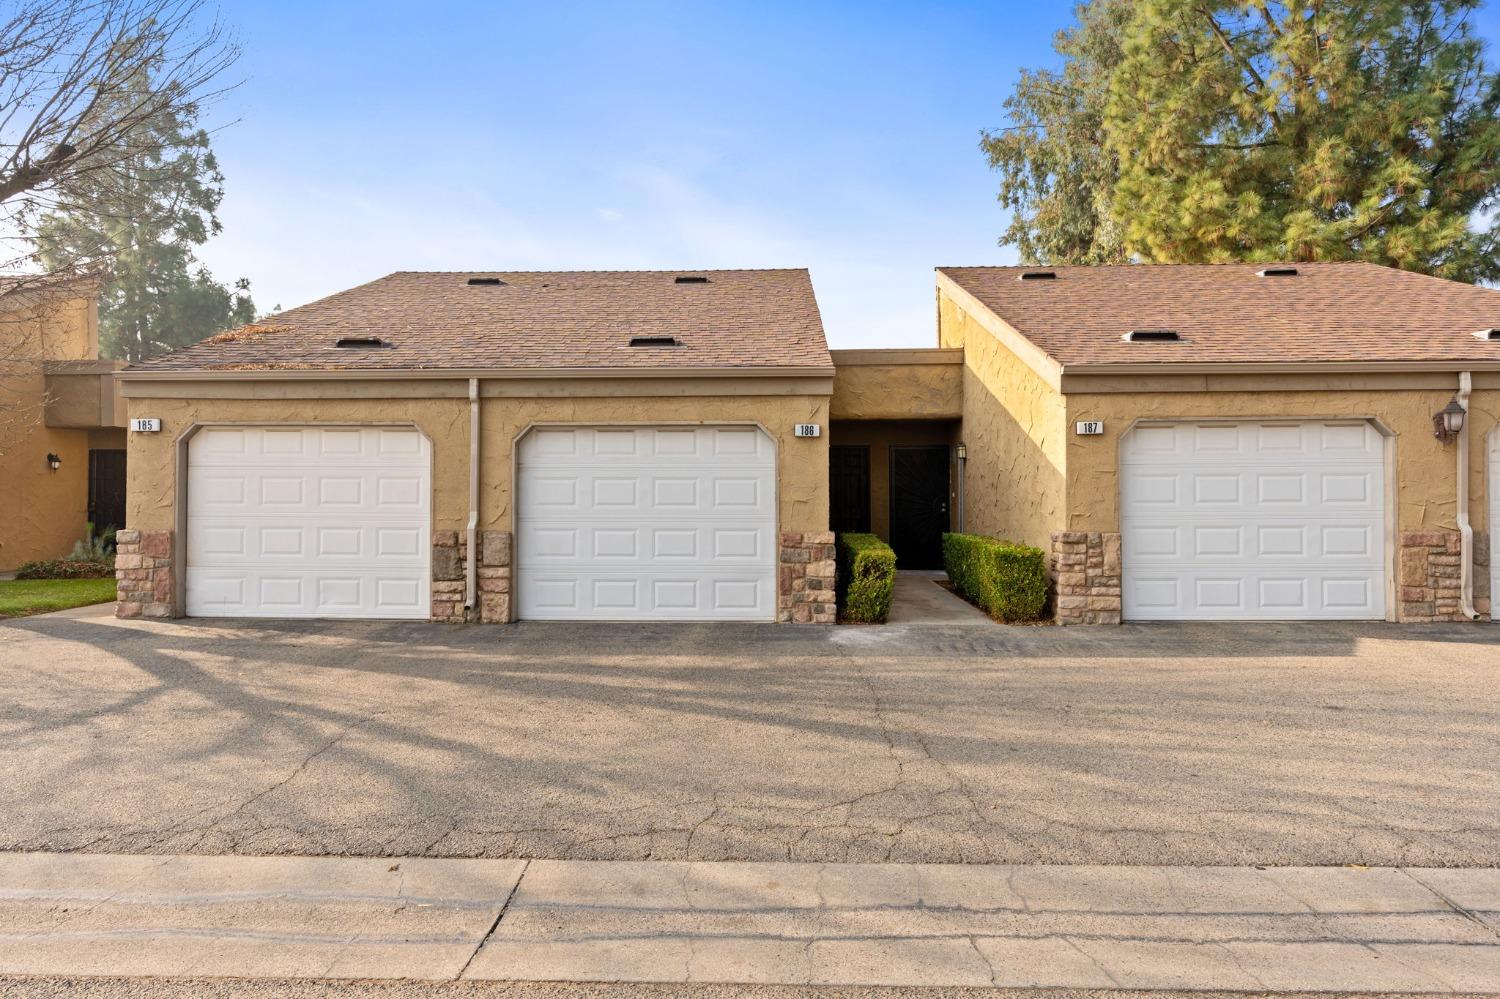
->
[837, 533, 897, 623]
[942, 533, 1047, 622]
[14, 558, 115, 580]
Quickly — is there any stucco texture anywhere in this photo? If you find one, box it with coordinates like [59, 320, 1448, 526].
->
[830, 363, 962, 420]
[123, 390, 831, 537]
[1064, 382, 1499, 537]
[937, 290, 1066, 549]
[0, 295, 100, 569]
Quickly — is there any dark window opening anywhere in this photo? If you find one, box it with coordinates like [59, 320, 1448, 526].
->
[1124, 329, 1182, 343]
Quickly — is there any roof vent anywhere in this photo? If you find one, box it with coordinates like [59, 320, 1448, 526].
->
[1123, 329, 1182, 343]
[333, 335, 389, 348]
[1018, 271, 1057, 281]
[628, 335, 680, 347]
[1256, 266, 1299, 277]
[674, 275, 710, 284]
[467, 277, 504, 286]
[1473, 328, 1500, 340]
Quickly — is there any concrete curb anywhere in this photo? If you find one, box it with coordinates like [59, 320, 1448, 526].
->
[0, 854, 1496, 990]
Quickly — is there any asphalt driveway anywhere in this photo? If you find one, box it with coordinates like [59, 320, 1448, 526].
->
[1, 604, 1496, 867]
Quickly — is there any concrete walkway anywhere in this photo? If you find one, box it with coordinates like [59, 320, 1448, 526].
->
[885, 570, 994, 625]
[1, 853, 1497, 991]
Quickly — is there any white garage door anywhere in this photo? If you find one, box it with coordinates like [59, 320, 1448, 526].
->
[187, 426, 431, 618]
[1121, 422, 1386, 621]
[517, 425, 776, 620]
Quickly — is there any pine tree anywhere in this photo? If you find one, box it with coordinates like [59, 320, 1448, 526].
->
[1104, 0, 1500, 280]
[35, 32, 253, 361]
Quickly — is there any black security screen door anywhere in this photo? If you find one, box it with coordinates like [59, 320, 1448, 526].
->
[88, 449, 127, 535]
[829, 445, 871, 534]
[889, 445, 949, 569]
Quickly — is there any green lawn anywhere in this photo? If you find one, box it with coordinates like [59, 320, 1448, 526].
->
[0, 577, 117, 617]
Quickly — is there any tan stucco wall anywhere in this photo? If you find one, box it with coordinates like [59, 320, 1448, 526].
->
[829, 351, 963, 420]
[937, 289, 1066, 549]
[1063, 380, 1500, 538]
[0, 294, 101, 569]
[123, 388, 831, 536]
[828, 420, 958, 540]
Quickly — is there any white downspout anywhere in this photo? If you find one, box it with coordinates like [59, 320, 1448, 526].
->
[465, 377, 479, 612]
[1457, 371, 1478, 621]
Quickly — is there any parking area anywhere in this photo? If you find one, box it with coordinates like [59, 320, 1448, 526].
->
[1, 604, 1497, 867]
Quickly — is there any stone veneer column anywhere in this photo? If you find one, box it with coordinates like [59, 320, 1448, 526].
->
[1400, 530, 1468, 622]
[778, 531, 836, 623]
[115, 529, 175, 618]
[1051, 531, 1121, 625]
[431, 530, 513, 624]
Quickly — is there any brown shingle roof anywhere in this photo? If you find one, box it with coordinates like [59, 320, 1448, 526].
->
[939, 262, 1500, 367]
[132, 269, 831, 372]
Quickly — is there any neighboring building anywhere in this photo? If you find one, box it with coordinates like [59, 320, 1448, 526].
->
[0, 277, 126, 572]
[114, 262, 1500, 626]
[937, 262, 1500, 625]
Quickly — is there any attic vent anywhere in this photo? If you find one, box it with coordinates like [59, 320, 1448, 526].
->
[467, 277, 504, 286]
[674, 275, 710, 284]
[1256, 266, 1299, 277]
[1123, 329, 1182, 343]
[1018, 271, 1057, 281]
[333, 335, 389, 348]
[629, 335, 680, 347]
[1473, 328, 1500, 340]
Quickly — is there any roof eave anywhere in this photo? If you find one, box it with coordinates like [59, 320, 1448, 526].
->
[115, 364, 837, 382]
[1061, 360, 1500, 376]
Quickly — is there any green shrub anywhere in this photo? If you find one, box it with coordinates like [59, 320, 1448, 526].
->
[837, 533, 897, 623]
[14, 558, 115, 580]
[942, 533, 1047, 622]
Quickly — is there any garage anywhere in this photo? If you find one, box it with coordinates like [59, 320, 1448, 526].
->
[517, 425, 777, 621]
[1121, 421, 1387, 621]
[185, 426, 431, 618]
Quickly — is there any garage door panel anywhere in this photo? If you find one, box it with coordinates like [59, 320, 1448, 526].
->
[1123, 421, 1386, 621]
[187, 427, 430, 619]
[518, 426, 775, 621]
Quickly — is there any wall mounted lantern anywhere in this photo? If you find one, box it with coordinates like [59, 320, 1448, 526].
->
[1434, 397, 1467, 441]
[45, 452, 61, 471]
[955, 442, 968, 461]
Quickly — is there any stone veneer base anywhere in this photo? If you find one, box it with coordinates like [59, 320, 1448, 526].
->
[778, 531, 836, 624]
[1052, 531, 1121, 626]
[431, 530, 512, 623]
[115, 529, 175, 619]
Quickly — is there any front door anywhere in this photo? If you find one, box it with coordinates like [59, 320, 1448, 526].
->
[889, 445, 950, 569]
[829, 445, 871, 534]
[87, 449, 127, 536]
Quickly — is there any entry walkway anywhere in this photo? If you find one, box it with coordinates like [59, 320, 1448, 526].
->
[886, 569, 994, 625]
[0, 852, 1496, 990]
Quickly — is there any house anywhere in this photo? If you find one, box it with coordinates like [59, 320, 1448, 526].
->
[936, 262, 1500, 624]
[115, 270, 836, 622]
[114, 262, 1500, 626]
[0, 277, 127, 571]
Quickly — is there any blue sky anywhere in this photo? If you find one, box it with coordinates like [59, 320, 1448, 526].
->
[199, 1, 1500, 349]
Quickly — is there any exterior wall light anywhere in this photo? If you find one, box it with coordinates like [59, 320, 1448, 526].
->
[1435, 397, 1467, 441]
[955, 442, 967, 461]
[46, 452, 61, 471]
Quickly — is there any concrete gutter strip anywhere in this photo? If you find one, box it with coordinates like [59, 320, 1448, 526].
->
[0, 854, 1495, 990]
